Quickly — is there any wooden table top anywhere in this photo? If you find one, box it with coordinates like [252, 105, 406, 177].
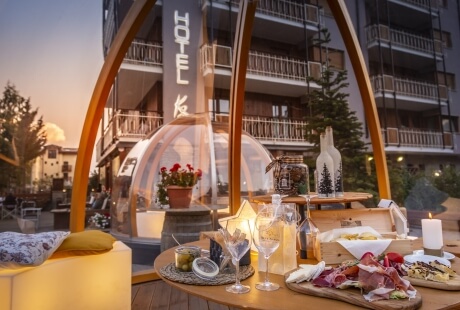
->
[154, 239, 460, 310]
[251, 192, 373, 206]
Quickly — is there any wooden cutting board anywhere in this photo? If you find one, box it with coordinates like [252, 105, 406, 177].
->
[404, 274, 460, 290]
[285, 270, 422, 310]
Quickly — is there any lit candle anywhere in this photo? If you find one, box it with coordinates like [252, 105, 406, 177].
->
[421, 213, 443, 250]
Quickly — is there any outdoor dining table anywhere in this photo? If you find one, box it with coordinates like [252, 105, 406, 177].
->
[154, 238, 460, 310]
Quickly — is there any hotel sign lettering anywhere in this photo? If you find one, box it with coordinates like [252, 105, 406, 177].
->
[174, 10, 190, 118]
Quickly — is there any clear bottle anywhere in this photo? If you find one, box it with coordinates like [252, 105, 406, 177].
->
[297, 201, 319, 259]
[326, 126, 343, 197]
[316, 133, 335, 198]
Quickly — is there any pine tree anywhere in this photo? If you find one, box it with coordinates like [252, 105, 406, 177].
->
[0, 82, 47, 192]
[318, 163, 334, 196]
[304, 29, 378, 200]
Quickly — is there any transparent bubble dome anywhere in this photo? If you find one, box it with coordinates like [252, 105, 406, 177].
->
[110, 113, 273, 241]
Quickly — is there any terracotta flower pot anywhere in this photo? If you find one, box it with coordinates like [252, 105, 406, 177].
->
[167, 186, 193, 208]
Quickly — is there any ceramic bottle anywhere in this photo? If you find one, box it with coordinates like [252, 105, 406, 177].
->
[316, 132, 334, 198]
[326, 126, 343, 197]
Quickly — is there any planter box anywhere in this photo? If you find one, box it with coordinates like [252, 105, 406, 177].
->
[311, 208, 415, 264]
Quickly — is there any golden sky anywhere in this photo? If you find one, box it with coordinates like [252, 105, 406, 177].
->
[0, 0, 104, 149]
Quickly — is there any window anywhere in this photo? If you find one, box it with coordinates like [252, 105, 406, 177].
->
[437, 72, 456, 90]
[48, 149, 57, 159]
[272, 104, 289, 118]
[442, 117, 458, 132]
[433, 29, 452, 48]
[309, 46, 345, 70]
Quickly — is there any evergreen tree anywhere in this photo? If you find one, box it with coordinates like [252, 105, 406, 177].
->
[303, 29, 378, 200]
[0, 82, 47, 192]
[318, 163, 334, 196]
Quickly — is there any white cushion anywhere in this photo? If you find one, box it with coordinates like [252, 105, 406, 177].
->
[0, 231, 70, 268]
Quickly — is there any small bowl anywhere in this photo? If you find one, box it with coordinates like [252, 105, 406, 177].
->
[175, 246, 201, 272]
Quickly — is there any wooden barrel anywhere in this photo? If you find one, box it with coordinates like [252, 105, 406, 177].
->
[161, 209, 212, 252]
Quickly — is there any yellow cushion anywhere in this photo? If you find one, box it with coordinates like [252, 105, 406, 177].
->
[50, 230, 116, 258]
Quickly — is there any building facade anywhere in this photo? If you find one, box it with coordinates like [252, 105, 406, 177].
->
[96, 0, 459, 190]
[31, 144, 78, 192]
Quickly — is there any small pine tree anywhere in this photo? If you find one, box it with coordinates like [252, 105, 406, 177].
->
[318, 163, 334, 196]
[304, 29, 377, 201]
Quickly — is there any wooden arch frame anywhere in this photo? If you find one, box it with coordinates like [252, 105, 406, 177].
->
[70, 0, 390, 231]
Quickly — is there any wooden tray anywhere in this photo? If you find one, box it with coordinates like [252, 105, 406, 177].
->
[310, 208, 414, 264]
[285, 269, 422, 310]
[404, 274, 460, 291]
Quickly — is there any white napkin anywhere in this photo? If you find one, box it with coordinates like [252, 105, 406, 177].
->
[319, 226, 392, 259]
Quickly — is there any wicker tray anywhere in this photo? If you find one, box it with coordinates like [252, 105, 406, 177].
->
[159, 262, 254, 286]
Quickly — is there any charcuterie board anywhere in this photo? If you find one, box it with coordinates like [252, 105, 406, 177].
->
[404, 274, 460, 291]
[285, 269, 422, 310]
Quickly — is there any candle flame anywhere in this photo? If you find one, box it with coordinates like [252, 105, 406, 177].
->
[428, 212, 432, 219]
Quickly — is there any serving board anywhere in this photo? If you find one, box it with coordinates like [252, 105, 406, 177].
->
[285, 270, 422, 310]
[404, 274, 460, 291]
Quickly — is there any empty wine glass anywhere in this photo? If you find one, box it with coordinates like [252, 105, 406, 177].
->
[253, 209, 283, 291]
[218, 218, 252, 294]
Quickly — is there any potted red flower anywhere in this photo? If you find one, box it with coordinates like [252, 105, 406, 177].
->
[157, 163, 202, 208]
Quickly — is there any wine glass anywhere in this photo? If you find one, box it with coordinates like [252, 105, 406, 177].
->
[218, 218, 252, 294]
[253, 209, 283, 291]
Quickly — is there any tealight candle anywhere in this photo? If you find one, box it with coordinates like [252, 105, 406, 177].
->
[421, 213, 443, 254]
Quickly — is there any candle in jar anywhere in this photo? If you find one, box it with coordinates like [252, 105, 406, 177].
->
[421, 213, 443, 250]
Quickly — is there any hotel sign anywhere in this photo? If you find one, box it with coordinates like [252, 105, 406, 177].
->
[173, 10, 189, 118]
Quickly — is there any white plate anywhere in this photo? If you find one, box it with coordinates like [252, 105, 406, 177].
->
[412, 249, 455, 260]
[404, 254, 451, 267]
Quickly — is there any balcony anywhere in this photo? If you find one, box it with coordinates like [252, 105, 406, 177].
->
[123, 39, 163, 67]
[200, 44, 321, 96]
[213, 114, 310, 148]
[230, 0, 319, 25]
[366, 24, 442, 68]
[370, 75, 448, 110]
[396, 0, 440, 11]
[383, 127, 454, 149]
[96, 111, 163, 163]
[202, 0, 320, 47]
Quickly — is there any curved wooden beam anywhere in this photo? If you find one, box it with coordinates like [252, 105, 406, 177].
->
[228, 0, 257, 214]
[70, 0, 157, 232]
[327, 0, 391, 199]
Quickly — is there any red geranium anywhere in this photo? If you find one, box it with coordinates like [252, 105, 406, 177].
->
[157, 163, 202, 205]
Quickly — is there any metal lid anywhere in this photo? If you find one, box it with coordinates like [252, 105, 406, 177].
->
[192, 257, 219, 280]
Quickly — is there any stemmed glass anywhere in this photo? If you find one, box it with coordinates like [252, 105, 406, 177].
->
[253, 208, 283, 291]
[218, 218, 252, 294]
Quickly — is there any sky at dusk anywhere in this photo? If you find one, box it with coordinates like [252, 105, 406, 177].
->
[0, 0, 103, 154]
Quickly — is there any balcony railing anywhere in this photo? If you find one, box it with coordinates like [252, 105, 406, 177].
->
[96, 111, 163, 162]
[229, 0, 319, 25]
[366, 24, 442, 55]
[241, 115, 308, 143]
[123, 40, 163, 67]
[371, 75, 448, 101]
[398, 0, 440, 11]
[200, 44, 322, 82]
[383, 127, 453, 148]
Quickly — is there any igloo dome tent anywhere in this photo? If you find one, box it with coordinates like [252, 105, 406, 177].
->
[109, 113, 273, 263]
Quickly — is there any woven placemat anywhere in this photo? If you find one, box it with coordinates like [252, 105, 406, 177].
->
[159, 263, 255, 286]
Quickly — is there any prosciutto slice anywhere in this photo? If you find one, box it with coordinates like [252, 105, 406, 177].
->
[312, 254, 417, 302]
